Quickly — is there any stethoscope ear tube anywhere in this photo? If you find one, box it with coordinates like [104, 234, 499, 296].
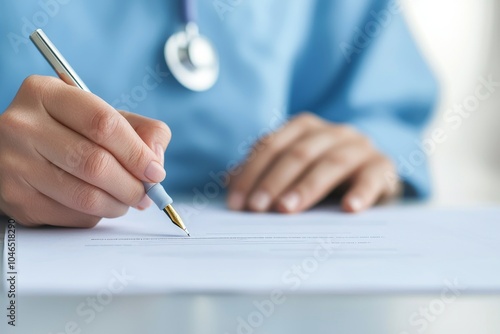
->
[165, 0, 219, 92]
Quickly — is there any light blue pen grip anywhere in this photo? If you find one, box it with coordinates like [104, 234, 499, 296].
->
[143, 182, 173, 209]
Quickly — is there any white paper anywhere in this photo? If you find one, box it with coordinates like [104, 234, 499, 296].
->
[3, 204, 500, 295]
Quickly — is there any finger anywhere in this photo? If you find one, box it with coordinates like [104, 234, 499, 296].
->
[33, 117, 145, 207]
[25, 156, 129, 218]
[228, 113, 323, 210]
[246, 129, 351, 212]
[0, 164, 103, 227]
[28, 76, 165, 183]
[12, 190, 103, 228]
[342, 158, 398, 213]
[119, 111, 171, 165]
[276, 139, 376, 213]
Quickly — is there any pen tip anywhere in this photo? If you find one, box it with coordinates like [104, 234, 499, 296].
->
[163, 205, 190, 237]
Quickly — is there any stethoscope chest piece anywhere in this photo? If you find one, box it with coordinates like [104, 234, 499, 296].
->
[165, 22, 219, 92]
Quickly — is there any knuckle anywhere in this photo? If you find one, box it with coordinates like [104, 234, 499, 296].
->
[125, 143, 149, 170]
[296, 112, 321, 127]
[325, 150, 348, 167]
[90, 109, 120, 143]
[20, 75, 59, 101]
[1, 80, 61, 137]
[151, 120, 172, 142]
[0, 112, 24, 138]
[335, 125, 357, 137]
[20, 75, 44, 93]
[0, 109, 46, 142]
[72, 186, 104, 214]
[288, 146, 314, 162]
[81, 148, 112, 181]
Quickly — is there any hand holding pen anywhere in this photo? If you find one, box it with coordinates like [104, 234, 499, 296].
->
[0, 29, 188, 236]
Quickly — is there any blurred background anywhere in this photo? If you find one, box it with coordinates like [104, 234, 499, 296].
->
[389, 2, 500, 332]
[404, 0, 500, 205]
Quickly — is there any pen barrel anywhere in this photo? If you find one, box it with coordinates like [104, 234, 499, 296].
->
[143, 182, 173, 209]
[30, 28, 179, 217]
[30, 29, 91, 92]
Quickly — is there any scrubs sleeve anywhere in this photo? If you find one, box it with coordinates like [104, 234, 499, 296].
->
[290, 0, 439, 198]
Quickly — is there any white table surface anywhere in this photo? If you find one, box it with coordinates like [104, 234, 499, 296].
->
[2, 202, 500, 334]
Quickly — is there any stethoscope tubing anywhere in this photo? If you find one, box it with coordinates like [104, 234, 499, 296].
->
[182, 0, 197, 23]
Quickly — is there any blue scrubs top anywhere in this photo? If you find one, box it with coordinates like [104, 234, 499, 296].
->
[0, 0, 438, 198]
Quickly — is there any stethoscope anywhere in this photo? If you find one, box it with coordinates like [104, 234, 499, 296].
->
[164, 0, 219, 91]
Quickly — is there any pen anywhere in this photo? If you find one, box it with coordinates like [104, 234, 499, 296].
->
[30, 29, 190, 237]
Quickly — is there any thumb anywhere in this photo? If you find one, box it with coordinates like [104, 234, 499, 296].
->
[119, 111, 171, 166]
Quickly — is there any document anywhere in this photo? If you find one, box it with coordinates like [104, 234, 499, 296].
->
[3, 204, 500, 295]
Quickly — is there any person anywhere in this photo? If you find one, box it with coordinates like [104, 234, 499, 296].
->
[0, 0, 437, 227]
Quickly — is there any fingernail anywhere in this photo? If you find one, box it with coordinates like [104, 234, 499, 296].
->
[249, 191, 271, 212]
[349, 197, 363, 212]
[136, 195, 152, 211]
[145, 160, 166, 182]
[228, 192, 245, 211]
[280, 192, 300, 212]
[155, 144, 165, 166]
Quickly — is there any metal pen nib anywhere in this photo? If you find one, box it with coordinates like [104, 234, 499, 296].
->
[29, 29, 190, 237]
[163, 205, 190, 237]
